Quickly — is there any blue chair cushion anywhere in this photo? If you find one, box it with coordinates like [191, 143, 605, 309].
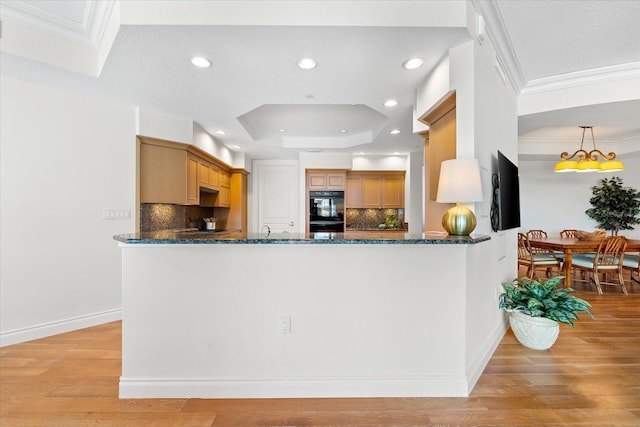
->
[572, 254, 620, 270]
[623, 254, 639, 269]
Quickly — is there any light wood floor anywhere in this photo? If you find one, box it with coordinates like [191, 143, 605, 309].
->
[2, 282, 639, 426]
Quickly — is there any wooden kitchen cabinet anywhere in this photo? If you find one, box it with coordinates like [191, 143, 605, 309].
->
[361, 175, 383, 208]
[345, 175, 362, 208]
[307, 171, 346, 190]
[345, 172, 405, 209]
[215, 187, 231, 208]
[199, 161, 220, 190]
[382, 174, 404, 208]
[219, 170, 231, 188]
[139, 139, 200, 205]
[227, 170, 248, 231]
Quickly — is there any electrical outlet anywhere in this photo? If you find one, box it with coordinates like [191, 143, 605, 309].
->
[280, 316, 291, 335]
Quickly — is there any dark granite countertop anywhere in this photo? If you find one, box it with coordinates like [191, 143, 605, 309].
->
[114, 230, 490, 245]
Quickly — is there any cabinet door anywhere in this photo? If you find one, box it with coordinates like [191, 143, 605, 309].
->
[208, 166, 220, 189]
[346, 175, 362, 208]
[362, 176, 382, 208]
[308, 173, 327, 189]
[140, 143, 191, 205]
[199, 161, 210, 187]
[220, 170, 231, 188]
[326, 173, 346, 190]
[216, 186, 231, 207]
[187, 155, 199, 205]
[382, 174, 404, 208]
[228, 172, 248, 232]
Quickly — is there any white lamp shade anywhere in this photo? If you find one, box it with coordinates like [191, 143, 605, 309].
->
[436, 159, 483, 203]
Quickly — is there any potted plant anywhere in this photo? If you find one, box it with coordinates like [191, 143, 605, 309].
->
[585, 177, 640, 236]
[499, 276, 593, 350]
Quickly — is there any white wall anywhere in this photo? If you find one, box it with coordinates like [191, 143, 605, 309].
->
[414, 4, 520, 391]
[519, 155, 640, 239]
[0, 77, 136, 346]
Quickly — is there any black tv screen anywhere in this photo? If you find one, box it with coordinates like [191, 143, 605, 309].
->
[496, 150, 521, 231]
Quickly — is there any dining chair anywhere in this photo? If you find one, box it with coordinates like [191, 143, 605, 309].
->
[518, 233, 561, 279]
[526, 229, 548, 239]
[622, 252, 639, 286]
[560, 229, 578, 238]
[571, 236, 628, 295]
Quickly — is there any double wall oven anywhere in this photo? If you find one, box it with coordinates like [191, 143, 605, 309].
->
[309, 190, 345, 232]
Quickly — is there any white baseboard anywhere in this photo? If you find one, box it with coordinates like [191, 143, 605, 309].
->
[465, 318, 509, 392]
[0, 308, 122, 347]
[119, 375, 471, 399]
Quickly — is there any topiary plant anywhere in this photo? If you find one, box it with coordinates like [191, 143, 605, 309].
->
[499, 276, 593, 326]
[585, 177, 640, 236]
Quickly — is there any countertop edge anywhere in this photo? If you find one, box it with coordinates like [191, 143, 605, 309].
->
[114, 233, 491, 245]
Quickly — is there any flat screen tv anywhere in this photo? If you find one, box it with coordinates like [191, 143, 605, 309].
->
[492, 150, 521, 231]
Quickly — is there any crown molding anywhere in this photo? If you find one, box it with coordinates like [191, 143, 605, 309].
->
[470, 0, 527, 92]
[521, 62, 640, 95]
[0, 0, 116, 48]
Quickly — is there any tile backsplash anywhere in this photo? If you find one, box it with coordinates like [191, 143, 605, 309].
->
[346, 208, 405, 229]
[140, 204, 216, 231]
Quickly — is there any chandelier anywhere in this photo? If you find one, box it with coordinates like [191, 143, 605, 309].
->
[554, 126, 624, 173]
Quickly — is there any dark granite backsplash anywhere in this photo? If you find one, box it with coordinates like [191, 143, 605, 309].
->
[346, 208, 405, 230]
[140, 203, 216, 232]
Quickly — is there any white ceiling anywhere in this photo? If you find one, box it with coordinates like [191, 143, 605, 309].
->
[1, 0, 639, 160]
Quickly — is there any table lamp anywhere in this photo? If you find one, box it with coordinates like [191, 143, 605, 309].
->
[436, 159, 484, 236]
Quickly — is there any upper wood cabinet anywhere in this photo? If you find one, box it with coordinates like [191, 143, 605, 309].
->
[345, 172, 405, 209]
[419, 92, 456, 201]
[382, 174, 404, 208]
[219, 170, 231, 188]
[307, 171, 346, 190]
[361, 175, 382, 208]
[140, 140, 200, 205]
[139, 136, 246, 212]
[345, 175, 362, 208]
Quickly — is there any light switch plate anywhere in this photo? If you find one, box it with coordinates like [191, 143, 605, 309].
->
[103, 209, 131, 220]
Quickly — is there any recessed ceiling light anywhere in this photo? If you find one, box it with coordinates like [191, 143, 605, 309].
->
[297, 58, 317, 70]
[390, 129, 401, 135]
[340, 129, 347, 133]
[232, 145, 241, 149]
[279, 128, 287, 132]
[191, 56, 211, 68]
[215, 130, 226, 135]
[384, 99, 398, 107]
[402, 57, 423, 70]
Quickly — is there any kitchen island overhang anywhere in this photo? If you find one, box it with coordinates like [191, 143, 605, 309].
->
[115, 231, 502, 399]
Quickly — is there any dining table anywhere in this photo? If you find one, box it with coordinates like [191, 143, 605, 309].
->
[528, 236, 640, 287]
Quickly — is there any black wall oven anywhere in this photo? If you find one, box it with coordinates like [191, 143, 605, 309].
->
[309, 190, 345, 232]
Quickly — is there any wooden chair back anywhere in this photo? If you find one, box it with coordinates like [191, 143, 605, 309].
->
[560, 229, 578, 238]
[517, 233, 532, 260]
[594, 236, 627, 268]
[526, 229, 547, 239]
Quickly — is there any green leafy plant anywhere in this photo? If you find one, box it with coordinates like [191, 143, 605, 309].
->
[585, 177, 640, 235]
[384, 215, 399, 229]
[499, 276, 593, 326]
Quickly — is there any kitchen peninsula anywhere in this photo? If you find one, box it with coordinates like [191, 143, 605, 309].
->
[114, 231, 498, 398]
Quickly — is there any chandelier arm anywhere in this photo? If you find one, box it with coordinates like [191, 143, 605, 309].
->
[589, 149, 617, 161]
[560, 149, 589, 161]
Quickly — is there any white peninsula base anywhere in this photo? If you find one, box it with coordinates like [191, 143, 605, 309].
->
[118, 240, 504, 398]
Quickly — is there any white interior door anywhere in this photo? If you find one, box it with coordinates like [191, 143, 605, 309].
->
[254, 160, 299, 234]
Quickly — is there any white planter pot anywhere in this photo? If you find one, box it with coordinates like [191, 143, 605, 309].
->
[509, 311, 560, 350]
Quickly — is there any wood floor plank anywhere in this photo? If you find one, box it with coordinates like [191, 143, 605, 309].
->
[1, 290, 639, 426]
